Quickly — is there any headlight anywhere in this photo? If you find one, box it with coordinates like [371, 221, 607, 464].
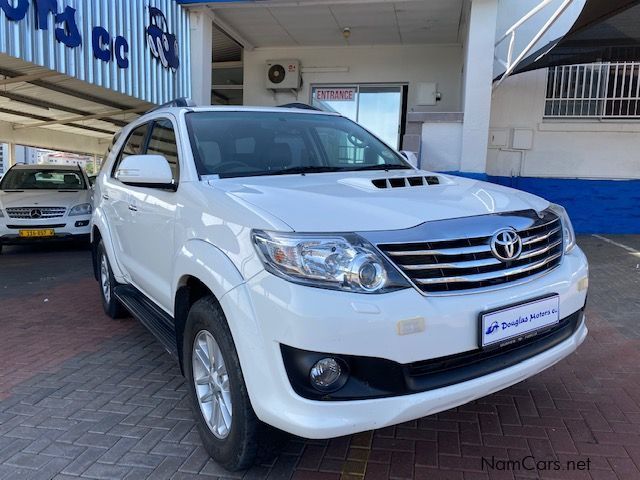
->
[252, 230, 409, 293]
[548, 203, 576, 253]
[68, 203, 92, 216]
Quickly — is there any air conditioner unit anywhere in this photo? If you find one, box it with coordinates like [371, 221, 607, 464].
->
[265, 60, 301, 90]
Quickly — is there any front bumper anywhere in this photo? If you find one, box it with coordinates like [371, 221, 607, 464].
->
[220, 246, 589, 439]
[0, 216, 91, 244]
[281, 308, 584, 401]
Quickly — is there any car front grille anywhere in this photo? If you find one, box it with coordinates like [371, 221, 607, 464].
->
[5, 207, 67, 219]
[376, 210, 564, 294]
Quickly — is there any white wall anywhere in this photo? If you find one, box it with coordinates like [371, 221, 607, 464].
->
[489, 69, 640, 179]
[243, 44, 463, 112]
[421, 122, 462, 171]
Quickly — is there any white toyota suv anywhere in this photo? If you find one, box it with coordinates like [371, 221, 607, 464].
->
[91, 101, 588, 470]
[0, 164, 92, 253]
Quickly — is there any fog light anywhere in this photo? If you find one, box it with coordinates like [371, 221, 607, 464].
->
[309, 357, 344, 391]
[75, 220, 89, 227]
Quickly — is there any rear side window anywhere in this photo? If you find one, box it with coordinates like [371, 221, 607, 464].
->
[147, 119, 179, 182]
[112, 123, 149, 176]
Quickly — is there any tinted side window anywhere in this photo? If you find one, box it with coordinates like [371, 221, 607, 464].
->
[99, 132, 120, 173]
[146, 119, 179, 182]
[112, 124, 149, 176]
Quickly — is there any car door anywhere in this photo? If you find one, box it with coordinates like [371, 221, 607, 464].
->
[123, 117, 180, 311]
[102, 123, 150, 277]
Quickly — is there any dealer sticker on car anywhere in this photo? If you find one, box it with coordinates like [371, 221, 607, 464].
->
[480, 295, 560, 348]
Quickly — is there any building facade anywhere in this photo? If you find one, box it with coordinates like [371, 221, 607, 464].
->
[0, 0, 191, 158]
[180, 0, 639, 233]
[1, 0, 637, 233]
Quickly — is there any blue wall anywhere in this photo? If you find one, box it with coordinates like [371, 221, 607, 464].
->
[445, 173, 640, 234]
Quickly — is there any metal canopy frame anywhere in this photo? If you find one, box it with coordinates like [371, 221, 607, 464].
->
[494, 0, 575, 89]
[0, 66, 147, 137]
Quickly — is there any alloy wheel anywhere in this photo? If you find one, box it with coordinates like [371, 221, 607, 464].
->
[100, 254, 111, 303]
[192, 330, 233, 439]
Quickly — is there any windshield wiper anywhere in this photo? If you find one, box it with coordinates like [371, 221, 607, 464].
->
[266, 166, 342, 176]
[2, 190, 24, 192]
[219, 164, 411, 179]
[347, 164, 412, 172]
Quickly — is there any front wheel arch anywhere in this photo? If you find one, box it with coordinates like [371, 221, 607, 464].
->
[174, 276, 219, 374]
[91, 226, 102, 281]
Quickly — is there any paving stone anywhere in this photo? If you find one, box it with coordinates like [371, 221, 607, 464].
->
[61, 447, 106, 476]
[0, 238, 638, 479]
[29, 457, 71, 480]
[4, 452, 50, 470]
[82, 462, 132, 480]
[99, 437, 139, 464]
[118, 452, 164, 469]
[40, 442, 87, 459]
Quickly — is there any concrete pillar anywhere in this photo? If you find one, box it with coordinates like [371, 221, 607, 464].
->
[460, 0, 499, 173]
[7, 143, 15, 167]
[189, 8, 213, 106]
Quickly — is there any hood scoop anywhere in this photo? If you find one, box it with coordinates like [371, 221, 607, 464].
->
[372, 175, 440, 189]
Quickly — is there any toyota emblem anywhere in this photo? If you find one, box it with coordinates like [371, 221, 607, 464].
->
[490, 228, 522, 261]
[30, 209, 42, 219]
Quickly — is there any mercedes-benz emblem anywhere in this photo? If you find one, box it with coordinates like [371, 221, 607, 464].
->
[490, 228, 522, 262]
[30, 209, 42, 219]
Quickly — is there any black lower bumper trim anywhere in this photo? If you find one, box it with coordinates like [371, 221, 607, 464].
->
[281, 308, 584, 401]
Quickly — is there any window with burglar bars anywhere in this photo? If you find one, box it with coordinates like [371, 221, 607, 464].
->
[545, 62, 640, 119]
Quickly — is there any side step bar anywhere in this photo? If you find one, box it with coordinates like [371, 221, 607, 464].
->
[114, 285, 179, 360]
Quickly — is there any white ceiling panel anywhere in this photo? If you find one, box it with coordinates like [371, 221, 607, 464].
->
[347, 27, 402, 45]
[273, 6, 338, 28]
[209, 0, 465, 47]
[330, 3, 397, 28]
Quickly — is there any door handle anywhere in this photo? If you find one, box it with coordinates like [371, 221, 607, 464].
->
[128, 204, 138, 212]
[102, 194, 109, 200]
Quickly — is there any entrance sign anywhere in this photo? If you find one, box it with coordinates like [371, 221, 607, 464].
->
[312, 85, 404, 149]
[315, 88, 357, 102]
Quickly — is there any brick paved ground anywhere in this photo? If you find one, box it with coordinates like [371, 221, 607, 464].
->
[0, 237, 639, 480]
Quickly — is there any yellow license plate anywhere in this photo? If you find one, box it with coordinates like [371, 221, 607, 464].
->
[19, 229, 55, 238]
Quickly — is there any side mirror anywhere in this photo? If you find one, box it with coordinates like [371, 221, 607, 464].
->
[115, 154, 176, 190]
[400, 150, 419, 168]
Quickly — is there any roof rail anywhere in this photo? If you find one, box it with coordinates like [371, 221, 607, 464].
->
[277, 102, 322, 111]
[146, 97, 196, 114]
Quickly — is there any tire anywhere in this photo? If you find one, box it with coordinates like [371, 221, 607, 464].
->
[0, 243, 3, 255]
[97, 241, 128, 319]
[184, 296, 259, 471]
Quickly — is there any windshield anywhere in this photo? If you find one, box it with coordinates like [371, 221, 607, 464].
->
[185, 111, 411, 178]
[0, 169, 86, 190]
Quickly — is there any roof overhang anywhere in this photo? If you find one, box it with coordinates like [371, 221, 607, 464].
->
[512, 0, 640, 75]
[0, 55, 152, 155]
